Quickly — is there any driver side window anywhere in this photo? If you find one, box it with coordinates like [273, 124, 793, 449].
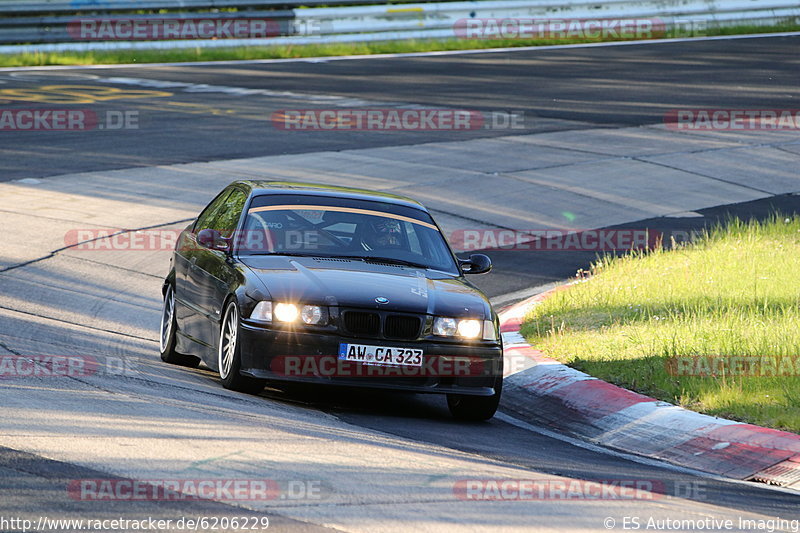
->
[214, 189, 248, 238]
[195, 189, 233, 232]
[194, 188, 247, 238]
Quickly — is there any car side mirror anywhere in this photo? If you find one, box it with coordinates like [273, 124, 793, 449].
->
[459, 253, 492, 274]
[197, 228, 230, 251]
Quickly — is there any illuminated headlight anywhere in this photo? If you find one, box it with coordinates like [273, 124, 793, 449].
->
[250, 302, 327, 325]
[301, 305, 328, 325]
[250, 301, 272, 322]
[457, 319, 482, 339]
[273, 303, 299, 322]
[433, 317, 457, 336]
[433, 317, 482, 339]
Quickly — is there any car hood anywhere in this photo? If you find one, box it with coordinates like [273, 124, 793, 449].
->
[240, 256, 492, 318]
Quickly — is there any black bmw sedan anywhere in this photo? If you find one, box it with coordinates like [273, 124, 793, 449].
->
[159, 181, 503, 420]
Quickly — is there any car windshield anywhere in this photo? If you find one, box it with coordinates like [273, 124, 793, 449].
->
[238, 194, 458, 273]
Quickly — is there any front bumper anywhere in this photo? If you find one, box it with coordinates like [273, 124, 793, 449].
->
[238, 322, 503, 396]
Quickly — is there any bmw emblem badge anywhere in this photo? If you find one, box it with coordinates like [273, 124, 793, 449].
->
[375, 297, 389, 304]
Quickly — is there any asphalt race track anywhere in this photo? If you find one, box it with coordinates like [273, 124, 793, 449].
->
[1, 34, 799, 181]
[1, 34, 800, 532]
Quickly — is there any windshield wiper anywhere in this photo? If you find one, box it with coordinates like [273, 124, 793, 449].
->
[245, 252, 368, 262]
[363, 257, 430, 269]
[311, 254, 429, 269]
[244, 252, 321, 257]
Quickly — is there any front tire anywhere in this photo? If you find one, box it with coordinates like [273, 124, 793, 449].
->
[218, 300, 265, 395]
[447, 377, 502, 421]
[159, 284, 200, 368]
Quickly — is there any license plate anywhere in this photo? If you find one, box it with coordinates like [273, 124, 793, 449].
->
[338, 343, 423, 367]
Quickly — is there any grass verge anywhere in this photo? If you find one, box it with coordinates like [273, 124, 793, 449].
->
[520, 216, 800, 434]
[1, 22, 800, 67]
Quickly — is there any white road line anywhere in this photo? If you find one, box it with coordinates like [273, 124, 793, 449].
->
[491, 281, 560, 309]
[0, 31, 798, 72]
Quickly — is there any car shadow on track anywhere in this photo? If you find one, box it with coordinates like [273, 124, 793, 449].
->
[264, 382, 456, 421]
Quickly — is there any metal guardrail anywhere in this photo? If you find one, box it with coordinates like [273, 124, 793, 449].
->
[0, 0, 365, 45]
[293, 0, 800, 38]
[0, 1, 343, 14]
[0, 0, 798, 53]
[0, 11, 296, 44]
[0, 0, 438, 16]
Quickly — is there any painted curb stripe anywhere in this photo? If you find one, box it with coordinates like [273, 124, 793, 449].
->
[549, 379, 656, 418]
[498, 287, 800, 485]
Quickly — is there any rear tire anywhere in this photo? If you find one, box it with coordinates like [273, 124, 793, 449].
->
[218, 300, 265, 395]
[159, 285, 200, 368]
[447, 377, 502, 421]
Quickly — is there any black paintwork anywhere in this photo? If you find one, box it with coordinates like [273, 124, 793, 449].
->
[164, 181, 502, 395]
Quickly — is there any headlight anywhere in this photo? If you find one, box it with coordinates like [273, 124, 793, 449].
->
[433, 317, 482, 339]
[301, 305, 328, 325]
[433, 317, 457, 336]
[250, 301, 272, 322]
[250, 301, 328, 325]
[457, 319, 482, 339]
[273, 303, 299, 322]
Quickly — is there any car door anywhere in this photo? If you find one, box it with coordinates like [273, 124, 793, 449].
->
[177, 188, 235, 346]
[191, 187, 249, 347]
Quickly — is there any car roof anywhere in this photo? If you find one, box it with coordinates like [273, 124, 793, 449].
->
[234, 180, 428, 211]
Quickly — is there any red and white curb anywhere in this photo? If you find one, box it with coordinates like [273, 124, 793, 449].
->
[497, 287, 800, 489]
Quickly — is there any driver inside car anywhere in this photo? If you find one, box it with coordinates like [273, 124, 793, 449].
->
[360, 217, 405, 252]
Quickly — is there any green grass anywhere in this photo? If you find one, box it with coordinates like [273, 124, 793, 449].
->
[2, 20, 799, 67]
[520, 216, 800, 434]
